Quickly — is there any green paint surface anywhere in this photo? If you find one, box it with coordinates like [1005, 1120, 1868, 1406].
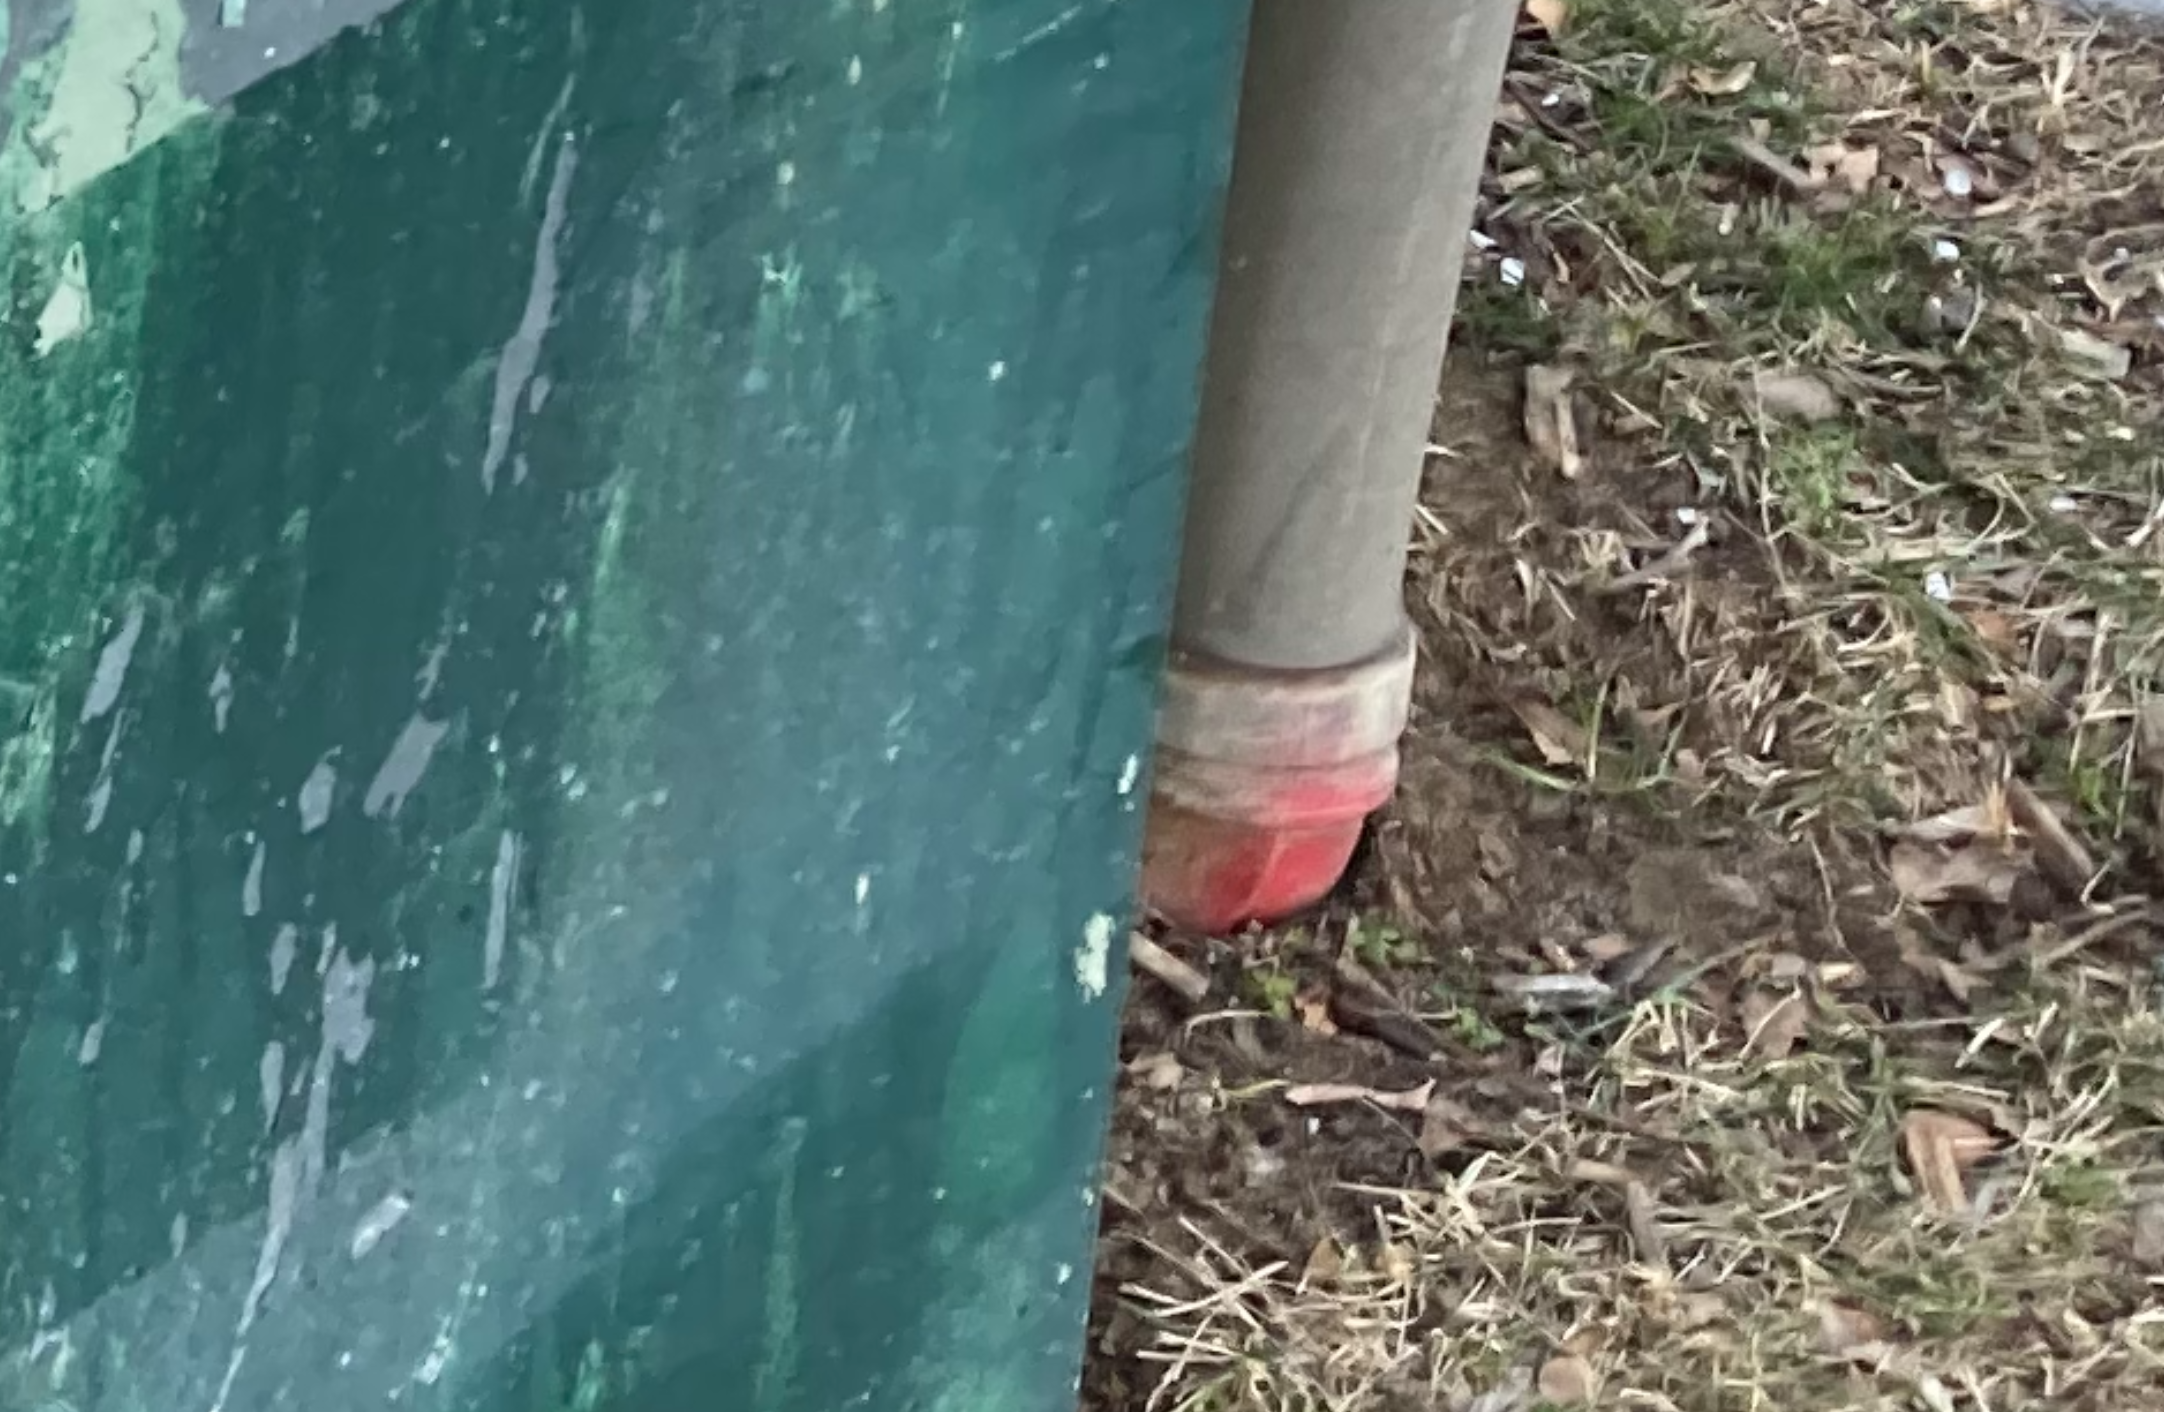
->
[0, 1, 1248, 1408]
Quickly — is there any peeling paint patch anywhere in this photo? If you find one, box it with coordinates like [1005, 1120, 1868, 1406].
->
[81, 603, 145, 723]
[1073, 912, 1114, 999]
[269, 923, 298, 995]
[242, 838, 266, 916]
[482, 137, 578, 491]
[485, 829, 519, 989]
[349, 1190, 412, 1259]
[15, 0, 208, 214]
[83, 718, 122, 833]
[34, 243, 93, 356]
[297, 754, 338, 833]
[258, 1041, 284, 1127]
[362, 713, 448, 818]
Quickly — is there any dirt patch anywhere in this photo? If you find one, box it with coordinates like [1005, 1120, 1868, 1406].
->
[1089, 2, 2164, 1410]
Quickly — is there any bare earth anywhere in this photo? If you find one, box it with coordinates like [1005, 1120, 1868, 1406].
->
[1090, 3, 2164, 1410]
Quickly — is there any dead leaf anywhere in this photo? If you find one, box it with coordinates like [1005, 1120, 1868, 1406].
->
[1511, 695, 1588, 767]
[1285, 1079, 1434, 1114]
[1536, 1353, 1597, 1406]
[1751, 368, 1842, 422]
[1688, 60, 1756, 96]
[1960, 606, 2021, 655]
[1524, 0, 1569, 35]
[1293, 987, 1338, 1035]
[1418, 1091, 1482, 1158]
[1817, 1301, 1888, 1355]
[1740, 989, 1811, 1058]
[1523, 364, 1583, 479]
[1901, 1109, 1996, 1212]
[1300, 1235, 1343, 1288]
[2005, 778, 2096, 899]
[1806, 141, 1881, 194]
[1888, 840, 2023, 906]
[1125, 1051, 1184, 1091]
[1674, 1291, 1725, 1330]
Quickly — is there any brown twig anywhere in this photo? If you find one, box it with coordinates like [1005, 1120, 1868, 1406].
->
[1130, 932, 1210, 1003]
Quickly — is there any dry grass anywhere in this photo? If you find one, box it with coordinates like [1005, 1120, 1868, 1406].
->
[1092, 3, 2164, 1410]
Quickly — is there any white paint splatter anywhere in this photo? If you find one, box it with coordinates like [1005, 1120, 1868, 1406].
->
[81, 603, 145, 723]
[208, 663, 235, 732]
[483, 138, 578, 491]
[34, 243, 92, 356]
[1073, 912, 1115, 1000]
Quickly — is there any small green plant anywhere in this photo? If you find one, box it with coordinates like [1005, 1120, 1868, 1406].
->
[1347, 917, 1421, 970]
[1245, 967, 1299, 1020]
[1429, 982, 1508, 1052]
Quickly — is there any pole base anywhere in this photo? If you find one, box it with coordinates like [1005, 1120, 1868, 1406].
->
[1141, 626, 1416, 934]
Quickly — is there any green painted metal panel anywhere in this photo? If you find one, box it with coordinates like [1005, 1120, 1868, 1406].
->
[0, 2, 1248, 1408]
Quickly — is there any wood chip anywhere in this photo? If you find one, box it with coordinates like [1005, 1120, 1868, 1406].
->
[1523, 364, 1583, 479]
[2060, 326, 2133, 380]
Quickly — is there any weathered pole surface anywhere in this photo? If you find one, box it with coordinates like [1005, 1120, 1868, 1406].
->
[0, 1, 1249, 1408]
[1144, 0, 1520, 933]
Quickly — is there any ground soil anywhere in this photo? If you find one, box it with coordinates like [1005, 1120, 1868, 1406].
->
[1083, 5, 2164, 1406]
